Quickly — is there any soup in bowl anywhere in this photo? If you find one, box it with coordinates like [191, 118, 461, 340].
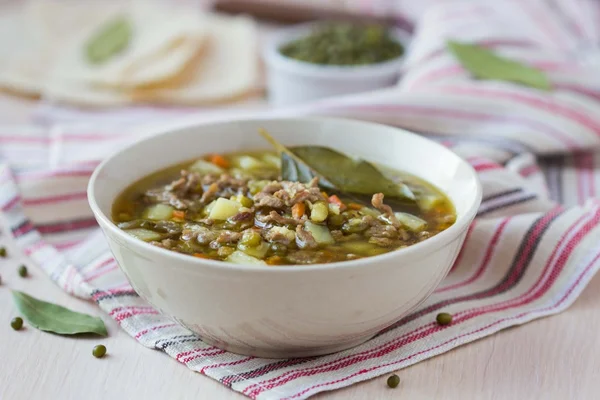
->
[88, 117, 481, 358]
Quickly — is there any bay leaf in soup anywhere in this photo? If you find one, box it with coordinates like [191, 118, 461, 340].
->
[259, 129, 416, 205]
[12, 290, 108, 336]
[289, 146, 416, 200]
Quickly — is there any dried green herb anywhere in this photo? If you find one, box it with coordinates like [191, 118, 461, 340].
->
[447, 41, 551, 90]
[12, 291, 108, 336]
[85, 16, 132, 65]
[280, 22, 403, 66]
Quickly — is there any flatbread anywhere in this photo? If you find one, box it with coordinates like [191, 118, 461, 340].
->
[0, 1, 126, 97]
[132, 14, 260, 104]
[0, 1, 259, 107]
[43, 14, 260, 106]
[49, 2, 208, 89]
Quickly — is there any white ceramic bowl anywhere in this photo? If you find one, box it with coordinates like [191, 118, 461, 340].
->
[263, 23, 409, 107]
[88, 117, 481, 358]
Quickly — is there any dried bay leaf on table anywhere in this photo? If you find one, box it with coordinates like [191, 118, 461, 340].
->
[447, 40, 551, 91]
[12, 290, 108, 336]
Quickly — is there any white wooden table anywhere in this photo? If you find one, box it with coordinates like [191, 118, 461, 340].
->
[1, 94, 599, 400]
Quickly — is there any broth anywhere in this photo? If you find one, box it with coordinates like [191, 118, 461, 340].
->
[112, 150, 455, 266]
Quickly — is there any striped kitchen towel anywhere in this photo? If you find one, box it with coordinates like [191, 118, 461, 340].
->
[3, 0, 600, 399]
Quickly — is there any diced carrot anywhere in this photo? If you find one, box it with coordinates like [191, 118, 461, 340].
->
[209, 154, 230, 169]
[292, 202, 305, 219]
[347, 202, 363, 210]
[328, 195, 343, 206]
[172, 210, 185, 219]
[266, 255, 283, 265]
[193, 253, 209, 259]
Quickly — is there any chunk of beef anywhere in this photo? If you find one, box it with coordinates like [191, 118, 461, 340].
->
[252, 179, 325, 210]
[200, 183, 220, 203]
[368, 237, 395, 247]
[261, 182, 283, 194]
[144, 188, 191, 210]
[199, 174, 249, 204]
[216, 231, 243, 244]
[365, 223, 410, 241]
[168, 170, 201, 197]
[144, 170, 204, 209]
[265, 226, 296, 245]
[230, 211, 254, 222]
[286, 250, 319, 265]
[330, 230, 361, 242]
[180, 224, 218, 244]
[153, 221, 182, 236]
[295, 225, 318, 249]
[256, 211, 304, 227]
[278, 180, 324, 206]
[371, 193, 400, 228]
[150, 238, 177, 249]
[418, 231, 431, 241]
[197, 229, 218, 245]
[253, 193, 285, 209]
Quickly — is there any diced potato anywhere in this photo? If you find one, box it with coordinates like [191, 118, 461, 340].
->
[226, 250, 267, 266]
[239, 230, 262, 247]
[418, 194, 444, 212]
[262, 153, 281, 168]
[328, 203, 341, 215]
[189, 159, 224, 174]
[395, 212, 427, 232]
[234, 155, 266, 170]
[203, 200, 217, 216]
[305, 221, 334, 245]
[208, 198, 242, 220]
[310, 201, 329, 222]
[143, 204, 174, 220]
[125, 228, 162, 242]
[238, 240, 270, 259]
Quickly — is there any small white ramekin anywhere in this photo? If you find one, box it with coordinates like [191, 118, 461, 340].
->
[263, 23, 409, 107]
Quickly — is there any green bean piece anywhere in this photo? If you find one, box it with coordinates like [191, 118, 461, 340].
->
[328, 214, 345, 227]
[239, 230, 262, 248]
[233, 195, 254, 208]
